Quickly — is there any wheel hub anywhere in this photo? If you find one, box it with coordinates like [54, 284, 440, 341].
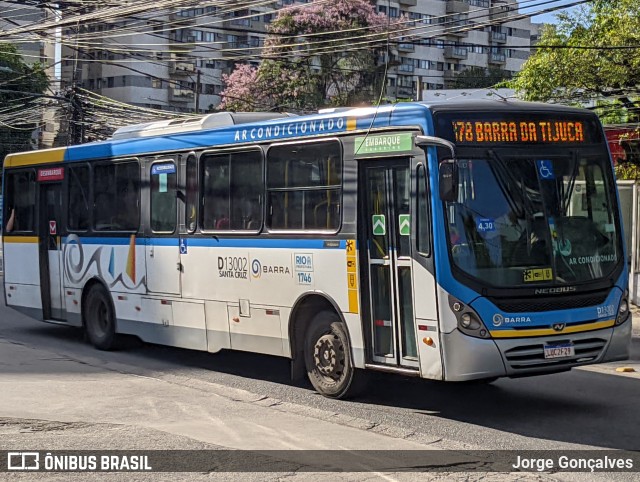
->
[313, 333, 345, 380]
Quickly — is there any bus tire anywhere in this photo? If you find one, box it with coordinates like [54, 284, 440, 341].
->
[304, 311, 366, 399]
[84, 284, 117, 351]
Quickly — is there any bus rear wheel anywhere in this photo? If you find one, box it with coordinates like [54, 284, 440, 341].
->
[304, 311, 366, 399]
[84, 284, 117, 351]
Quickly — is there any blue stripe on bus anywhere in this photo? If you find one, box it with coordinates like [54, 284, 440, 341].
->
[63, 236, 345, 249]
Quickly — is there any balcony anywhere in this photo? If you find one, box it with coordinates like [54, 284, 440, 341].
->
[488, 52, 506, 64]
[489, 3, 510, 21]
[397, 42, 415, 52]
[170, 34, 196, 51]
[170, 88, 194, 101]
[446, 0, 469, 14]
[399, 0, 417, 6]
[397, 86, 414, 98]
[490, 30, 508, 43]
[443, 70, 458, 81]
[443, 18, 470, 37]
[397, 63, 415, 74]
[444, 46, 468, 60]
[169, 13, 196, 25]
[170, 61, 196, 75]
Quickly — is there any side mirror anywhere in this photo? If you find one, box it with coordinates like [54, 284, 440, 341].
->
[439, 159, 458, 202]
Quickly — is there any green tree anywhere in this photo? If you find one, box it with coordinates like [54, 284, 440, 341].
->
[449, 66, 511, 89]
[220, 0, 390, 111]
[0, 43, 49, 162]
[510, 0, 640, 119]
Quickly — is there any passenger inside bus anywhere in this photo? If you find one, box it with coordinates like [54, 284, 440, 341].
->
[5, 207, 15, 232]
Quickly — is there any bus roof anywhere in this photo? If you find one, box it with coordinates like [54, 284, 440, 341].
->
[4, 100, 596, 168]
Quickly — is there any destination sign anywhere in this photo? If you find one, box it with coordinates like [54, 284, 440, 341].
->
[452, 120, 587, 144]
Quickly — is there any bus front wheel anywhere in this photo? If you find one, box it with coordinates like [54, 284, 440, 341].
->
[84, 284, 117, 351]
[304, 311, 366, 399]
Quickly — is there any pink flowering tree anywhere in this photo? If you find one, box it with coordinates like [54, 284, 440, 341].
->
[220, 0, 392, 111]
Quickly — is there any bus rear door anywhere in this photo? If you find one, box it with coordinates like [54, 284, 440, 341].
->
[37, 169, 65, 320]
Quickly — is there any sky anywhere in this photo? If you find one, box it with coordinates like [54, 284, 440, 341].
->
[521, 0, 583, 25]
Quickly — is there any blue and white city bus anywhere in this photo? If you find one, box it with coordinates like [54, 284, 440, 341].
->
[2, 101, 631, 398]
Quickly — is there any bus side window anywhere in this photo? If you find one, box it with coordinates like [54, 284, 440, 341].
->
[201, 149, 263, 232]
[185, 154, 198, 233]
[266, 141, 341, 231]
[150, 162, 177, 233]
[3, 170, 36, 233]
[68, 164, 90, 231]
[416, 164, 431, 256]
[94, 161, 140, 231]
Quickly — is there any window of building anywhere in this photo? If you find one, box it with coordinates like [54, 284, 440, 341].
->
[93, 161, 140, 231]
[267, 140, 342, 231]
[201, 149, 263, 231]
[68, 164, 90, 231]
[150, 162, 177, 233]
[3, 170, 36, 233]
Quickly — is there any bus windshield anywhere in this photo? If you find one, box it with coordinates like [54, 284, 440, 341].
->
[445, 151, 621, 288]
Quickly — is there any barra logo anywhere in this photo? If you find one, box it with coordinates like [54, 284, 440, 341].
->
[8, 452, 39, 470]
[493, 314, 532, 327]
[492, 314, 504, 327]
[251, 259, 262, 279]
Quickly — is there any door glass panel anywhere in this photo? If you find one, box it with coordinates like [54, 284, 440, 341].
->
[398, 266, 417, 358]
[366, 169, 388, 259]
[394, 166, 411, 257]
[371, 265, 393, 357]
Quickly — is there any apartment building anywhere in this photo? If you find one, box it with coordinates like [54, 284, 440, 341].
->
[7, 0, 538, 117]
[383, 0, 537, 99]
[60, 2, 277, 114]
[0, 1, 59, 148]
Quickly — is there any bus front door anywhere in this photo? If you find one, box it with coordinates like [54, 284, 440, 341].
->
[361, 160, 419, 369]
[38, 182, 65, 320]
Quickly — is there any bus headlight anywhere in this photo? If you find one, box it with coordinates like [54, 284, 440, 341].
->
[449, 297, 490, 339]
[616, 291, 630, 326]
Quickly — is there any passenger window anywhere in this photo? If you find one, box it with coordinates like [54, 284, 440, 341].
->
[266, 140, 342, 231]
[150, 162, 177, 233]
[3, 170, 36, 233]
[201, 150, 263, 231]
[94, 161, 140, 231]
[68, 164, 90, 231]
[185, 154, 198, 233]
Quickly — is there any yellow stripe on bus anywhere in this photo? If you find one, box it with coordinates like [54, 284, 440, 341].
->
[490, 319, 616, 338]
[2, 236, 39, 244]
[4, 147, 66, 167]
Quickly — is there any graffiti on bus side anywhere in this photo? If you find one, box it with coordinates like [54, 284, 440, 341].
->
[63, 234, 146, 291]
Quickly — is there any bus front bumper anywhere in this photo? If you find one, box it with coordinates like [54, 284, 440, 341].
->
[441, 319, 631, 381]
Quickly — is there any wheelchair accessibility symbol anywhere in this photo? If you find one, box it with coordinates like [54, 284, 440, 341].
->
[536, 160, 555, 180]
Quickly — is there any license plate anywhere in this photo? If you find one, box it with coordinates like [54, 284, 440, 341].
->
[543, 343, 575, 359]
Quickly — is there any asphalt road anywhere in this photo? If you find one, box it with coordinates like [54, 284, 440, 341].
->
[1, 285, 639, 454]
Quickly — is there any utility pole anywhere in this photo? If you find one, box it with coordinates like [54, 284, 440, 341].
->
[194, 69, 201, 113]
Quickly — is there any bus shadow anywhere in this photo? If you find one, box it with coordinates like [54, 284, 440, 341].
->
[9, 322, 640, 451]
[356, 370, 640, 450]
